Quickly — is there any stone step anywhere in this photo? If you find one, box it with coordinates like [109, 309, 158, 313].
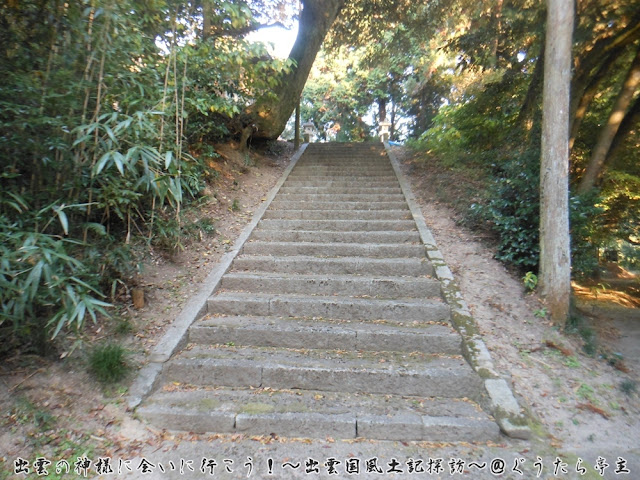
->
[268, 200, 409, 211]
[241, 241, 424, 258]
[249, 229, 419, 244]
[278, 186, 402, 195]
[220, 272, 441, 298]
[262, 209, 411, 220]
[257, 219, 416, 231]
[289, 166, 394, 173]
[189, 315, 457, 353]
[207, 292, 450, 322]
[231, 255, 434, 276]
[284, 179, 400, 187]
[275, 193, 407, 202]
[295, 164, 391, 170]
[137, 388, 499, 441]
[290, 160, 391, 164]
[133, 142, 506, 444]
[163, 345, 483, 399]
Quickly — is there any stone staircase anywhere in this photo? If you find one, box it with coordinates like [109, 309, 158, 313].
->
[137, 143, 501, 442]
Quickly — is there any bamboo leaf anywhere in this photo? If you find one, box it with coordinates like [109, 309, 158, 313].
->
[55, 207, 69, 235]
[24, 261, 44, 300]
[95, 151, 112, 175]
[113, 151, 125, 175]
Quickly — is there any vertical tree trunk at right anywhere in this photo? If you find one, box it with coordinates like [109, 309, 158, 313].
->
[539, 0, 574, 326]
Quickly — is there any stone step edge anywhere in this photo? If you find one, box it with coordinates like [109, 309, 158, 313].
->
[384, 143, 531, 440]
[218, 271, 442, 300]
[162, 351, 482, 399]
[189, 314, 459, 353]
[137, 389, 499, 441]
[240, 241, 424, 258]
[126, 145, 310, 410]
[207, 291, 451, 322]
[249, 230, 420, 243]
[230, 254, 434, 277]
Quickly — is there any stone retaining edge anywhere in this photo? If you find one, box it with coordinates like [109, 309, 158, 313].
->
[385, 143, 531, 440]
[126, 144, 309, 410]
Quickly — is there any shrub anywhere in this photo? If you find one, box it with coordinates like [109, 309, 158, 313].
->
[88, 343, 129, 383]
[485, 148, 540, 271]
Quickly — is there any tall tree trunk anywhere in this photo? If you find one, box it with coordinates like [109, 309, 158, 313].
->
[570, 12, 640, 128]
[569, 49, 622, 151]
[489, 0, 504, 68]
[390, 101, 397, 141]
[378, 97, 387, 123]
[539, 0, 573, 326]
[249, 0, 345, 141]
[202, 0, 212, 40]
[517, 42, 545, 134]
[578, 46, 640, 193]
[606, 95, 640, 167]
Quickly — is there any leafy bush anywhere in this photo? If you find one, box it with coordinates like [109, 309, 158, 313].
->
[485, 148, 541, 271]
[0, 217, 111, 355]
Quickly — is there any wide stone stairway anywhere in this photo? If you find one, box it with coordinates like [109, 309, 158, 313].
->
[137, 143, 502, 442]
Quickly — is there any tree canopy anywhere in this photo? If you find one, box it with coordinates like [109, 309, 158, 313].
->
[1, 0, 638, 349]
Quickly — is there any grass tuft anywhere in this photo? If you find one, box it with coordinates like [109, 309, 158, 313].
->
[88, 343, 129, 383]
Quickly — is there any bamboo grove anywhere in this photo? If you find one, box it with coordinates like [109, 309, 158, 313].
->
[0, 0, 292, 353]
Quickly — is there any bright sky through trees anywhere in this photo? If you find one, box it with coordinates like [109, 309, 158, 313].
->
[248, 23, 299, 59]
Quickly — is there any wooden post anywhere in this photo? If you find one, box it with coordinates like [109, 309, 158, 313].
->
[294, 98, 301, 149]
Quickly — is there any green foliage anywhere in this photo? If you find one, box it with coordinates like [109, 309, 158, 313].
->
[486, 148, 541, 270]
[569, 193, 605, 278]
[0, 0, 296, 355]
[88, 342, 130, 383]
[523, 272, 538, 291]
[0, 217, 111, 353]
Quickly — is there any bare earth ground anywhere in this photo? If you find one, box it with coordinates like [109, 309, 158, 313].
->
[1, 143, 639, 479]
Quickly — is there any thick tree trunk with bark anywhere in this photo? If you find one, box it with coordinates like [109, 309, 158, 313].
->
[248, 0, 345, 141]
[578, 46, 640, 193]
[539, 0, 573, 326]
[606, 95, 640, 166]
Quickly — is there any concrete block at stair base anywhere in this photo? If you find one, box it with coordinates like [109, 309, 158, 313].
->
[468, 338, 499, 376]
[485, 378, 531, 439]
[235, 412, 356, 438]
[497, 417, 532, 440]
[485, 378, 520, 415]
[128, 362, 164, 410]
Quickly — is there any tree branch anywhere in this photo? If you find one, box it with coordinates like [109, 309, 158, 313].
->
[207, 21, 288, 39]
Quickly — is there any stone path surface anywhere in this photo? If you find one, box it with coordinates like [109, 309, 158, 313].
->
[136, 143, 511, 442]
